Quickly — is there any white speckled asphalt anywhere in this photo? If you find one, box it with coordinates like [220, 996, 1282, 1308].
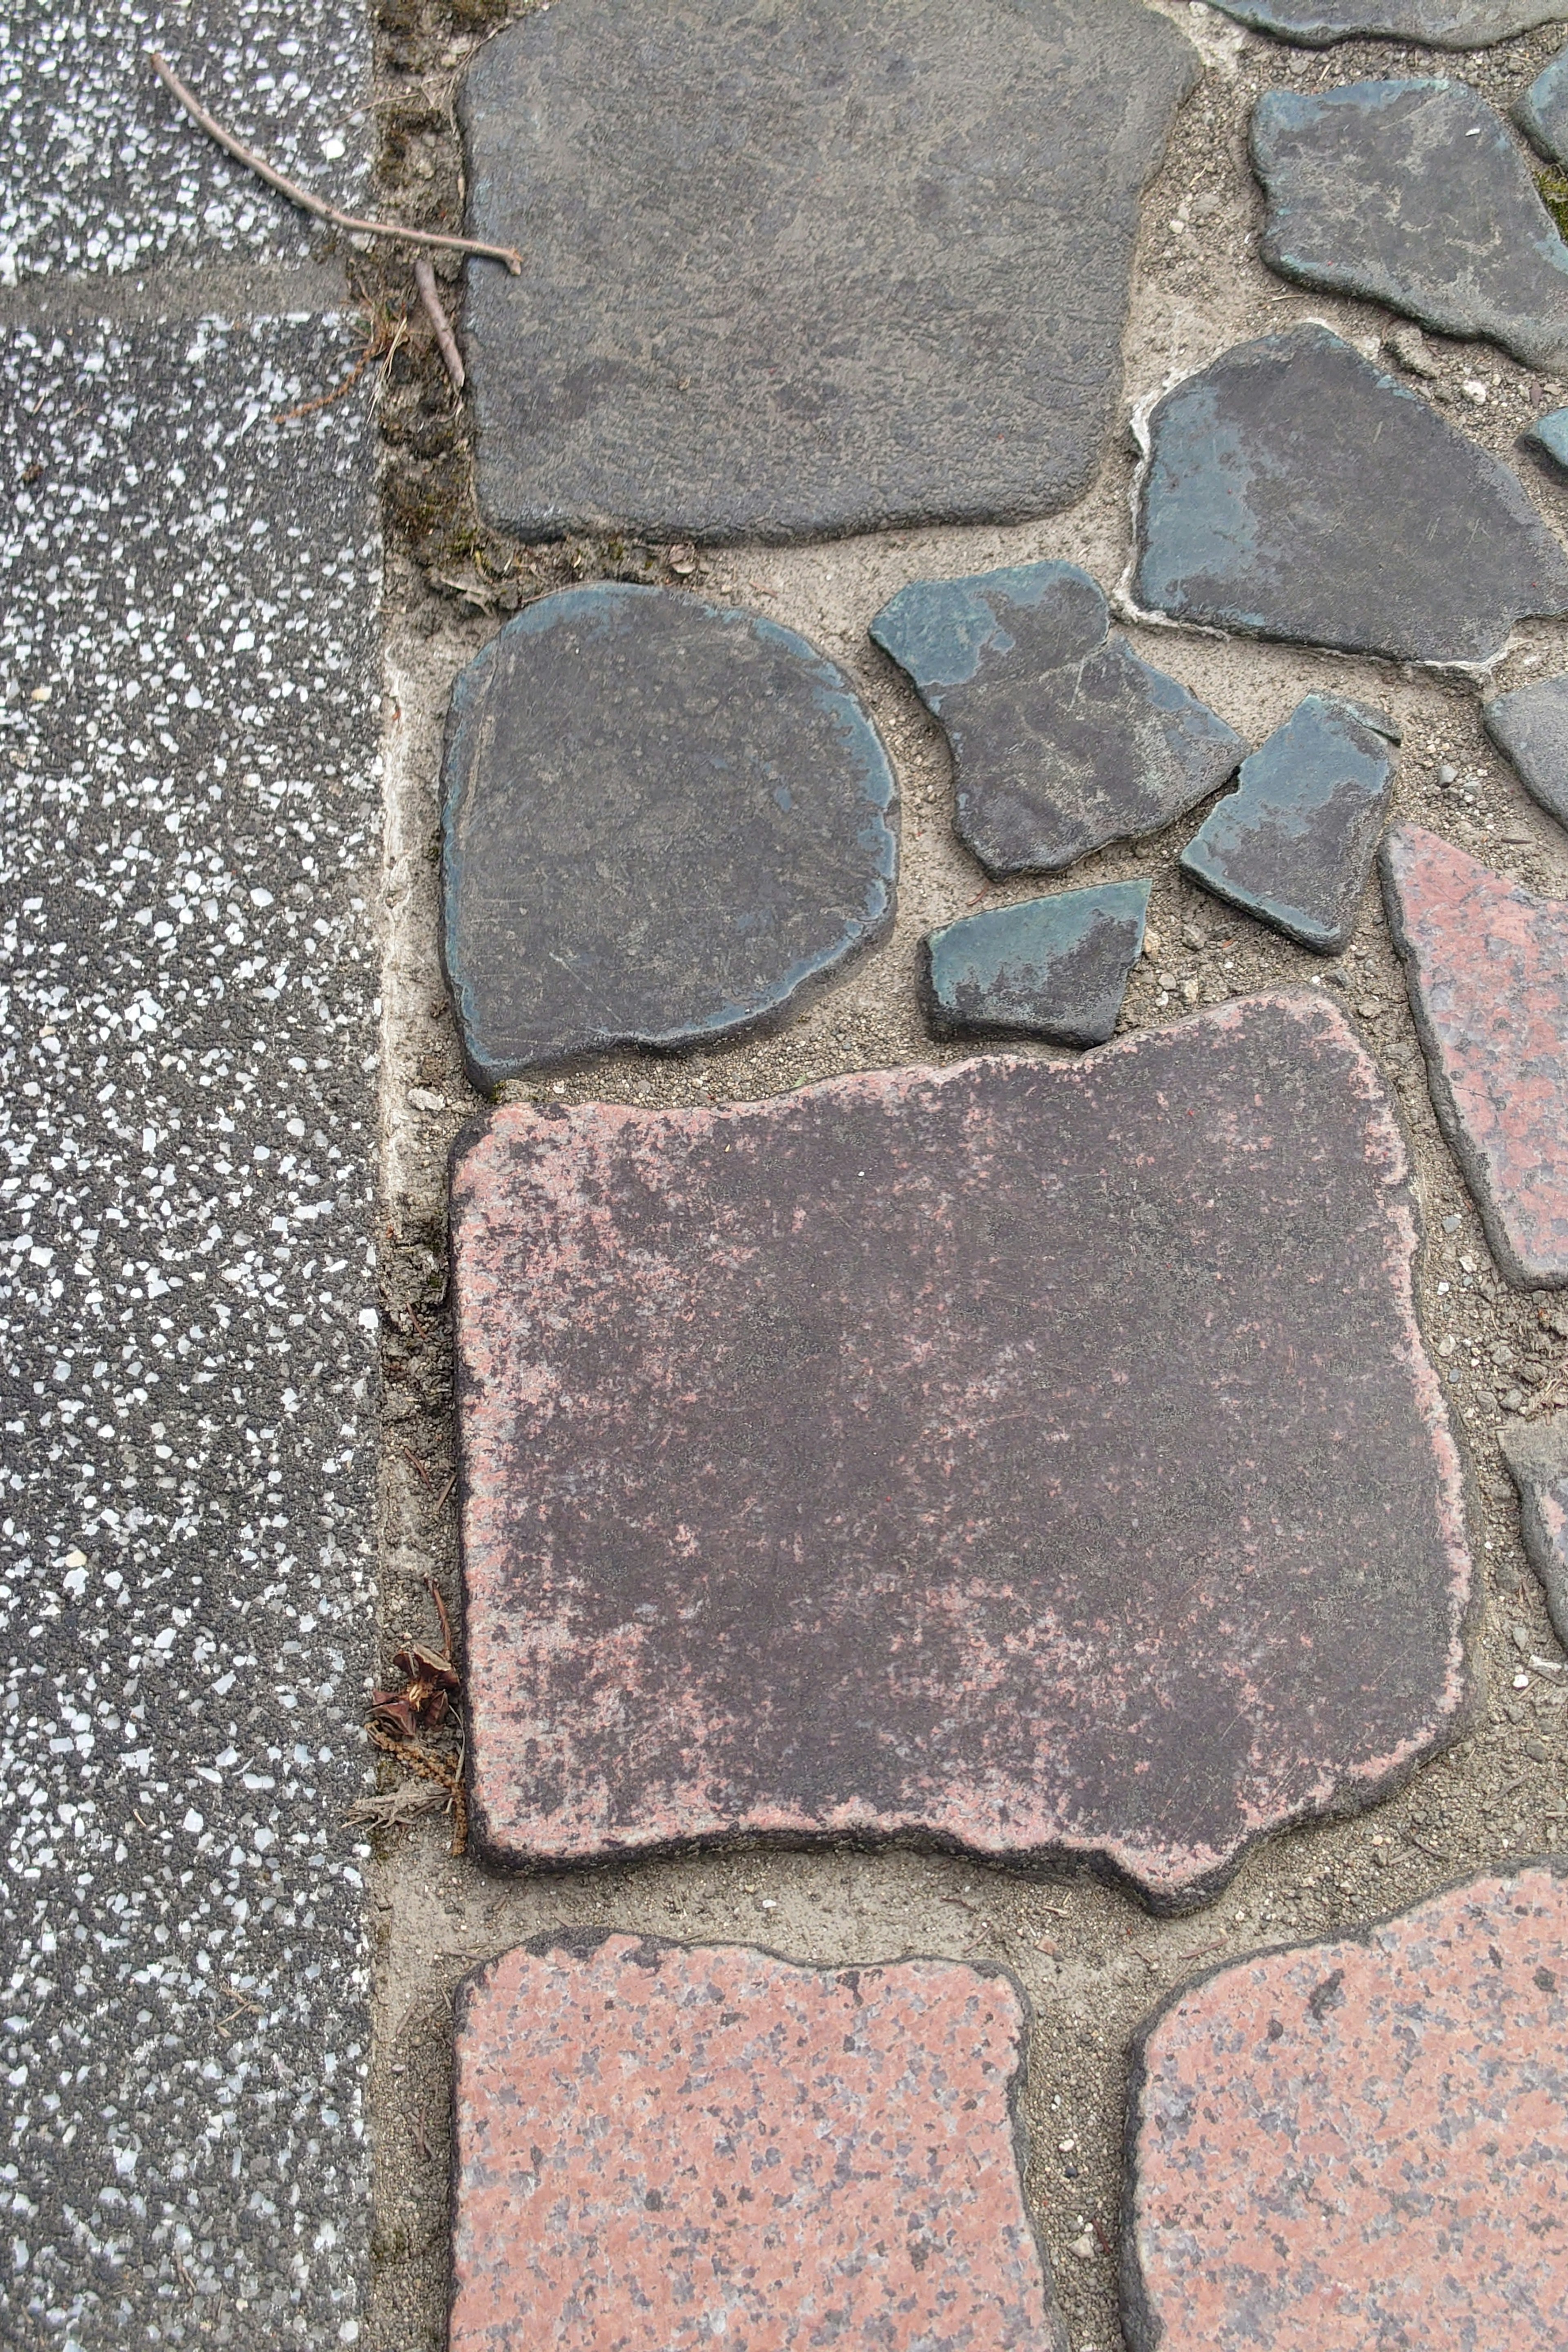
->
[1, 9, 381, 2347]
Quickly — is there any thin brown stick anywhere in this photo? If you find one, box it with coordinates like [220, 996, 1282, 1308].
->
[149, 52, 523, 274]
[414, 255, 466, 391]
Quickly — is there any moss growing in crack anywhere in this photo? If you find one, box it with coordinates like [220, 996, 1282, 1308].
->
[1539, 168, 1568, 242]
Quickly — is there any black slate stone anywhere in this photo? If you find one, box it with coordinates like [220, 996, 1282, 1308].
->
[1134, 326, 1568, 666]
[1253, 80, 1568, 376]
[441, 585, 898, 1085]
[1212, 2, 1568, 42]
[923, 882, 1151, 1047]
[1500, 1416, 1568, 1650]
[1483, 675, 1568, 829]
[457, 0, 1198, 543]
[871, 563, 1245, 877]
[1181, 695, 1399, 955]
[1516, 46, 1568, 169]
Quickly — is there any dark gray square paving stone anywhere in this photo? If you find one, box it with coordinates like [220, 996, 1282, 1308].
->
[1483, 673, 1568, 828]
[1517, 45, 1568, 168]
[1383, 823, 1568, 1288]
[458, 0, 1198, 544]
[1134, 326, 1568, 667]
[1500, 1414, 1568, 1648]
[452, 996, 1474, 1915]
[870, 564, 1244, 877]
[1253, 80, 1568, 377]
[451, 1934, 1067, 2352]
[924, 882, 1151, 1047]
[1180, 693, 1399, 955]
[1211, 1, 1568, 40]
[1124, 1864, 1568, 2352]
[441, 584, 898, 1086]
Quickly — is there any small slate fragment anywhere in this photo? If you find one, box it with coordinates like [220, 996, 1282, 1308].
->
[1501, 1416, 1568, 1648]
[1483, 672, 1568, 827]
[452, 1935, 1067, 2352]
[1211, 1, 1568, 41]
[1135, 326, 1568, 665]
[452, 996, 1473, 1913]
[924, 882, 1150, 1046]
[1383, 823, 1568, 1287]
[1180, 694, 1398, 953]
[1517, 43, 1568, 166]
[1527, 405, 1568, 470]
[1124, 1865, 1568, 2352]
[459, 0, 1198, 543]
[441, 585, 897, 1085]
[1254, 80, 1568, 374]
[871, 563, 1245, 875]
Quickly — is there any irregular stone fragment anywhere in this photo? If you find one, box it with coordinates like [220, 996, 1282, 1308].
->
[1180, 694, 1399, 953]
[1134, 326, 1568, 665]
[451, 997, 1473, 1912]
[871, 563, 1245, 875]
[1527, 404, 1568, 470]
[458, 0, 1198, 543]
[1501, 1415, 1568, 1647]
[1483, 672, 1568, 827]
[1124, 1864, 1568, 2352]
[441, 585, 897, 1085]
[924, 882, 1150, 1047]
[1211, 1, 1568, 41]
[1516, 43, 1568, 167]
[452, 1935, 1067, 2352]
[1382, 824, 1568, 1287]
[1253, 80, 1568, 374]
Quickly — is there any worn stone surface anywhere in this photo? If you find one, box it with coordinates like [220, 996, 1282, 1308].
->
[451, 996, 1474, 1913]
[1123, 1864, 1568, 2352]
[1212, 0, 1568, 41]
[1134, 326, 1568, 665]
[1383, 824, 1568, 1288]
[441, 585, 898, 1086]
[451, 1933, 1067, 2352]
[1483, 673, 1568, 827]
[924, 884, 1150, 1047]
[1517, 44, 1568, 167]
[1254, 80, 1568, 375]
[1180, 694, 1399, 954]
[871, 564, 1245, 876]
[459, 0, 1198, 543]
[1527, 404, 1568, 470]
[1501, 1416, 1568, 1648]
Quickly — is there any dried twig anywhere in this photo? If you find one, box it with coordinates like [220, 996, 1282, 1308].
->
[368, 1722, 468, 1856]
[149, 52, 523, 274]
[415, 255, 466, 391]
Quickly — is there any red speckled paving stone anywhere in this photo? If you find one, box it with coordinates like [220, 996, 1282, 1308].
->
[1382, 822, 1568, 1288]
[450, 1932, 1068, 2352]
[1123, 1862, 1568, 2352]
[452, 994, 1474, 1909]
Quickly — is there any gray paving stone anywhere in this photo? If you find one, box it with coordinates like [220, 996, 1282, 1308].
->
[1500, 1417, 1568, 1649]
[441, 586, 898, 1086]
[923, 883, 1150, 1046]
[1180, 694, 1399, 954]
[0, 315, 378, 2348]
[1527, 406, 1568, 470]
[1483, 674, 1568, 828]
[1211, 1, 1568, 40]
[1253, 80, 1568, 376]
[871, 564, 1244, 876]
[1134, 325, 1568, 666]
[1517, 45, 1568, 167]
[459, 0, 1198, 543]
[0, 4, 371, 284]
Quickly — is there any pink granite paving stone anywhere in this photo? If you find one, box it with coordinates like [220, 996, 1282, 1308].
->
[451, 994, 1474, 1910]
[450, 1932, 1068, 2352]
[1123, 1862, 1568, 2352]
[1382, 823, 1568, 1288]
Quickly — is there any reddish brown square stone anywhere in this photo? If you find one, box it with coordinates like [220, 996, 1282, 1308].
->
[450, 1933, 1067, 2352]
[451, 996, 1473, 1910]
[1124, 1864, 1568, 2352]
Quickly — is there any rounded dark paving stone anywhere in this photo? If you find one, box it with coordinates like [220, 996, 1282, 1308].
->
[1517, 42, 1568, 169]
[1134, 326, 1568, 666]
[1482, 670, 1568, 828]
[457, 0, 1199, 543]
[870, 562, 1245, 875]
[1526, 404, 1568, 471]
[1211, 0, 1568, 40]
[451, 995, 1474, 1912]
[924, 881, 1151, 1047]
[1500, 1412, 1568, 1649]
[450, 1934, 1067, 2352]
[1123, 1863, 1568, 2352]
[1382, 822, 1568, 1288]
[440, 584, 898, 1085]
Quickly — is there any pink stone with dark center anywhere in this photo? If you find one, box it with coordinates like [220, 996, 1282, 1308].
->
[450, 1933, 1067, 2352]
[452, 996, 1473, 1910]
[1382, 822, 1568, 1287]
[1124, 1864, 1568, 2352]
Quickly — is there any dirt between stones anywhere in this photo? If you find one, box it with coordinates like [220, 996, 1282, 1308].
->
[362, 7, 1568, 2349]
